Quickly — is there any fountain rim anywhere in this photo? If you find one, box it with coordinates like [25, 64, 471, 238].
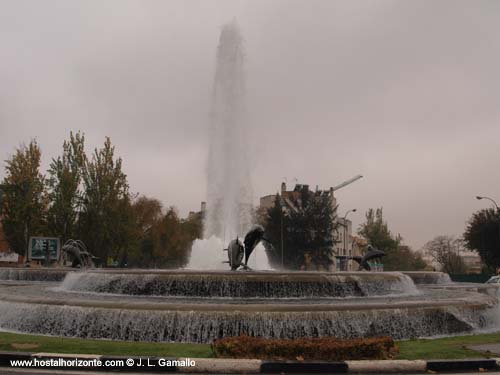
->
[0, 267, 73, 272]
[0, 267, 451, 280]
[0, 285, 495, 313]
[64, 269, 414, 278]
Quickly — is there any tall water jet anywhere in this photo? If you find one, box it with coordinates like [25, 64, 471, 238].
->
[204, 21, 252, 240]
[188, 22, 268, 269]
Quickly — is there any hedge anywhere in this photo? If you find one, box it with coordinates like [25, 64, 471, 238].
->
[212, 335, 398, 361]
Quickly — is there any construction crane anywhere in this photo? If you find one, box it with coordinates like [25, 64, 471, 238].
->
[331, 175, 363, 192]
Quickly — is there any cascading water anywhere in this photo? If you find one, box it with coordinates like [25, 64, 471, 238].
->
[58, 270, 420, 298]
[0, 269, 498, 343]
[188, 21, 271, 269]
[403, 271, 452, 285]
[0, 301, 491, 343]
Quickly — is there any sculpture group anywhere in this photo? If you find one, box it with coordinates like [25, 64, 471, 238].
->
[224, 226, 385, 271]
[61, 239, 98, 268]
[224, 225, 270, 270]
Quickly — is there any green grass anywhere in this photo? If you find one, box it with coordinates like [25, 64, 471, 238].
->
[1, 331, 500, 360]
[0, 332, 213, 358]
[397, 332, 500, 360]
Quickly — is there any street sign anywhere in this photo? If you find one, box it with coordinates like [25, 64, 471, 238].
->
[28, 237, 60, 261]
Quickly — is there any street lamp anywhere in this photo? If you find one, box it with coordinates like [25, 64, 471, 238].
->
[476, 196, 499, 211]
[342, 209, 356, 270]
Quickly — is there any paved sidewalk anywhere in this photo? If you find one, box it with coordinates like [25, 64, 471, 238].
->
[1, 351, 500, 373]
[469, 343, 500, 355]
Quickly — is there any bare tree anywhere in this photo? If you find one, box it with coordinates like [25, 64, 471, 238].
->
[424, 235, 467, 274]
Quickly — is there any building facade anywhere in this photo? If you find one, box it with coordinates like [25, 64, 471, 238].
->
[334, 217, 352, 271]
[461, 253, 483, 274]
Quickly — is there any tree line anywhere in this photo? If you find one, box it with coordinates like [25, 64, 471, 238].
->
[423, 208, 500, 275]
[261, 194, 498, 273]
[2, 133, 496, 273]
[356, 208, 427, 271]
[0, 133, 201, 267]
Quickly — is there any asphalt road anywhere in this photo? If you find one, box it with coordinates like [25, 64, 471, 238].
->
[3, 370, 500, 375]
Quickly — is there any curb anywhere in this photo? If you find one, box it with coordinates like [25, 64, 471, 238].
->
[261, 360, 347, 373]
[0, 352, 498, 373]
[426, 359, 498, 372]
[346, 359, 426, 373]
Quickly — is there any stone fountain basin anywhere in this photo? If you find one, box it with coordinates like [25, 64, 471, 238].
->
[0, 281, 494, 311]
[0, 279, 497, 343]
[58, 270, 421, 298]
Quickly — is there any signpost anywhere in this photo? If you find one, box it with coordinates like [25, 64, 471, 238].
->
[28, 237, 60, 263]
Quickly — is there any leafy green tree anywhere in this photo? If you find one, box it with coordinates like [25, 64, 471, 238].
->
[78, 137, 133, 265]
[128, 195, 163, 267]
[150, 208, 199, 268]
[1, 140, 48, 257]
[113, 196, 138, 266]
[358, 208, 400, 252]
[46, 132, 86, 243]
[358, 208, 425, 271]
[183, 215, 203, 242]
[127, 197, 202, 268]
[411, 250, 429, 270]
[133, 196, 163, 234]
[464, 208, 500, 272]
[260, 195, 288, 268]
[390, 245, 428, 271]
[0, 187, 4, 213]
[262, 188, 337, 270]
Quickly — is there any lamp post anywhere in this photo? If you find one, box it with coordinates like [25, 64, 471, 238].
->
[342, 209, 356, 270]
[476, 196, 499, 211]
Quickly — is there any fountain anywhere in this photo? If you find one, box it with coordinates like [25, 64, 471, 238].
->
[0, 22, 498, 346]
[0, 268, 498, 343]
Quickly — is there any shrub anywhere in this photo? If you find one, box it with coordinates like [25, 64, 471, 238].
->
[212, 335, 398, 361]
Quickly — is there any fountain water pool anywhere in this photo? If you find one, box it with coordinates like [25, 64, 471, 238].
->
[0, 268, 498, 343]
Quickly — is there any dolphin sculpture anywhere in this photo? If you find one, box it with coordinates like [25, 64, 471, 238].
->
[351, 245, 385, 271]
[224, 225, 270, 271]
[226, 238, 245, 271]
[61, 239, 98, 268]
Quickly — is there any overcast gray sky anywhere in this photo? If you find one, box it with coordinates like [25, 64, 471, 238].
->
[1, 0, 499, 249]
